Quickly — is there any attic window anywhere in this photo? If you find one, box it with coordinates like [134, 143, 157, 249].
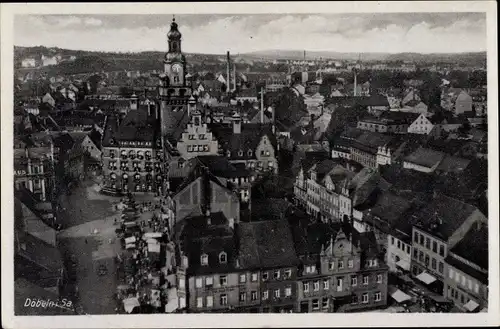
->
[248, 150, 253, 157]
[201, 254, 208, 266]
[219, 252, 227, 264]
[238, 150, 243, 157]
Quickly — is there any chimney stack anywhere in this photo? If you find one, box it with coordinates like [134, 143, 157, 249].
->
[232, 63, 237, 92]
[260, 88, 264, 124]
[226, 51, 231, 94]
[353, 69, 357, 97]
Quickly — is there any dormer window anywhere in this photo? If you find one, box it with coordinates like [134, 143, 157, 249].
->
[238, 150, 243, 157]
[219, 252, 227, 264]
[248, 150, 253, 157]
[201, 254, 208, 266]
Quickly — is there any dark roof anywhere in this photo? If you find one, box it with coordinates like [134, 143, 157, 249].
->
[436, 155, 471, 173]
[351, 131, 394, 155]
[88, 129, 102, 149]
[445, 254, 487, 285]
[179, 212, 238, 275]
[379, 111, 420, 124]
[366, 192, 412, 228]
[379, 164, 435, 194]
[403, 147, 445, 168]
[210, 123, 277, 160]
[52, 132, 75, 151]
[450, 223, 488, 272]
[15, 230, 63, 274]
[412, 194, 480, 241]
[194, 156, 250, 178]
[238, 220, 299, 269]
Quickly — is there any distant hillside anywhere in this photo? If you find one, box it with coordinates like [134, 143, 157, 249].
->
[242, 49, 487, 65]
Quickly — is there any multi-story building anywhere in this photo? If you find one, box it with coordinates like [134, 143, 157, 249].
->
[407, 113, 441, 136]
[101, 111, 165, 194]
[292, 222, 388, 312]
[410, 194, 487, 295]
[14, 146, 55, 202]
[444, 223, 488, 312]
[176, 108, 219, 160]
[238, 220, 299, 313]
[356, 112, 418, 134]
[349, 131, 405, 169]
[210, 119, 279, 175]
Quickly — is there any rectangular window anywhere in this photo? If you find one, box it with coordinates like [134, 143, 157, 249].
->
[285, 287, 292, 297]
[239, 292, 246, 302]
[303, 282, 310, 293]
[397, 240, 401, 249]
[432, 258, 437, 270]
[455, 271, 460, 283]
[197, 297, 203, 308]
[274, 289, 280, 298]
[195, 278, 203, 288]
[425, 237, 430, 249]
[439, 245, 445, 257]
[206, 296, 213, 307]
[262, 272, 269, 281]
[205, 276, 213, 286]
[338, 260, 344, 269]
[284, 269, 292, 279]
[220, 294, 227, 306]
[274, 271, 280, 280]
[187, 145, 192, 152]
[432, 241, 438, 253]
[468, 279, 473, 291]
[406, 245, 411, 254]
[474, 283, 479, 294]
[348, 260, 354, 268]
[419, 251, 424, 262]
[220, 275, 227, 286]
[461, 275, 466, 287]
[425, 255, 430, 266]
[419, 234, 424, 245]
[449, 268, 454, 279]
[312, 299, 320, 310]
[413, 248, 418, 259]
[251, 291, 258, 301]
[363, 275, 369, 285]
[323, 280, 329, 290]
[375, 292, 382, 302]
[351, 295, 358, 304]
[314, 281, 320, 291]
[377, 274, 383, 283]
[262, 290, 269, 300]
[251, 273, 258, 282]
[362, 293, 369, 303]
[239, 274, 246, 283]
[351, 276, 357, 286]
[322, 299, 329, 309]
[391, 237, 395, 245]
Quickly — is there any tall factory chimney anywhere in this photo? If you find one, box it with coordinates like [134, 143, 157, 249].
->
[226, 51, 231, 93]
[232, 63, 237, 92]
[260, 87, 264, 124]
[353, 69, 357, 97]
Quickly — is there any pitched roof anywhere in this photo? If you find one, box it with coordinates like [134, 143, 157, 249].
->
[412, 194, 480, 241]
[403, 147, 445, 168]
[351, 131, 394, 154]
[194, 156, 250, 178]
[450, 223, 488, 271]
[209, 123, 277, 160]
[436, 155, 471, 173]
[15, 230, 63, 274]
[238, 220, 299, 269]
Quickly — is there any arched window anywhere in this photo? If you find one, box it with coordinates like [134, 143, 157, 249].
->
[219, 252, 227, 264]
[201, 254, 208, 266]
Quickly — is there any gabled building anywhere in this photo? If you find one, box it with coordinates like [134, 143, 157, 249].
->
[407, 113, 441, 136]
[403, 147, 445, 173]
[410, 195, 487, 295]
[210, 120, 278, 174]
[444, 223, 488, 312]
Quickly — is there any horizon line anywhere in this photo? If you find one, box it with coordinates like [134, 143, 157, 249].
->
[14, 45, 487, 57]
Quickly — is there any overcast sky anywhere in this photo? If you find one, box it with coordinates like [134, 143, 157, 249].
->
[14, 13, 486, 54]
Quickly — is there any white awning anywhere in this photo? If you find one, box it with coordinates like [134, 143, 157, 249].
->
[148, 243, 161, 253]
[396, 259, 410, 271]
[391, 289, 412, 303]
[464, 300, 479, 312]
[125, 243, 136, 249]
[124, 236, 136, 244]
[123, 297, 140, 313]
[143, 232, 163, 239]
[416, 272, 437, 285]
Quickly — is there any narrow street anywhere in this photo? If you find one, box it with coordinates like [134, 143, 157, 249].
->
[56, 179, 122, 314]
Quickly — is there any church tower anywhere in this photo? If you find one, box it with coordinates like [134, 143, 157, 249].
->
[159, 17, 193, 139]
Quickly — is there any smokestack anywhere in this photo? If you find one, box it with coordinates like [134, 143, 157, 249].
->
[353, 70, 357, 97]
[226, 51, 231, 94]
[233, 63, 237, 92]
[271, 106, 276, 134]
[260, 88, 264, 124]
